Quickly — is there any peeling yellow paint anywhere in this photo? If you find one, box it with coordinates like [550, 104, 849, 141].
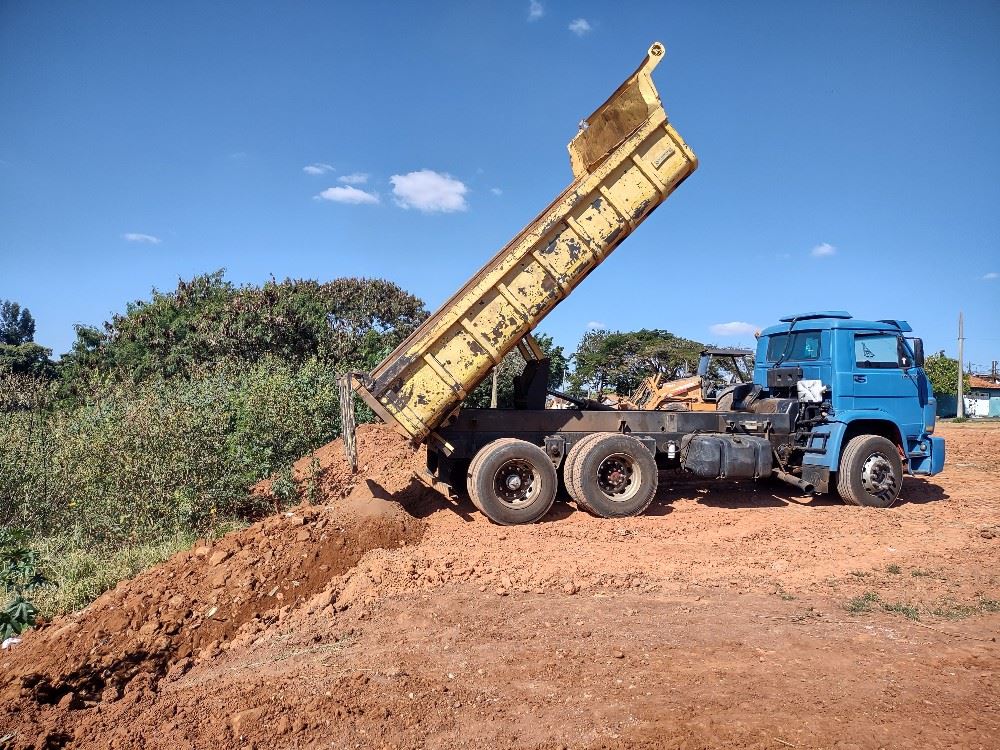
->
[356, 42, 698, 442]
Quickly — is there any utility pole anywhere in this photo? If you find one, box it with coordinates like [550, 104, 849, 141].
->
[957, 312, 965, 418]
[490, 367, 499, 409]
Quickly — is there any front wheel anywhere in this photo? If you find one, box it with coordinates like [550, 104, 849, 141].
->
[836, 435, 903, 508]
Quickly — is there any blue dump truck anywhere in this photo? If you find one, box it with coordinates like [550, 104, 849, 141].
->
[411, 311, 945, 524]
[341, 44, 945, 525]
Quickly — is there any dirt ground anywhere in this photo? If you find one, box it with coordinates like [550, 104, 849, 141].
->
[2, 421, 998, 750]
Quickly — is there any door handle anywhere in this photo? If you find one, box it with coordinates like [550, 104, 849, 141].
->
[854, 375, 867, 384]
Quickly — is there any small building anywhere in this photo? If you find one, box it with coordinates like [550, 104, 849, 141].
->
[965, 375, 1000, 418]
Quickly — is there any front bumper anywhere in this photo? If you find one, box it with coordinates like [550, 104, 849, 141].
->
[909, 436, 945, 476]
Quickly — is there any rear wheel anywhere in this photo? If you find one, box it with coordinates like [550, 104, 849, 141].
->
[568, 433, 658, 518]
[836, 435, 903, 508]
[562, 433, 606, 503]
[467, 439, 558, 525]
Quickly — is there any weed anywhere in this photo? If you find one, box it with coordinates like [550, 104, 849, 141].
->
[886, 564, 901, 575]
[929, 597, 1000, 620]
[849, 570, 870, 578]
[846, 591, 880, 613]
[910, 568, 931, 577]
[932, 602, 977, 620]
[882, 601, 920, 620]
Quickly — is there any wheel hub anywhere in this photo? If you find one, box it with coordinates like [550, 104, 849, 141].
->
[493, 459, 536, 507]
[597, 454, 636, 500]
[861, 452, 896, 500]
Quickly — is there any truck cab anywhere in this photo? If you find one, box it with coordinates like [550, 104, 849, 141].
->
[753, 311, 945, 501]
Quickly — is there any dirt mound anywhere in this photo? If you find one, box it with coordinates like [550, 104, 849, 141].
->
[0, 505, 421, 702]
[1, 424, 435, 748]
[254, 422, 433, 507]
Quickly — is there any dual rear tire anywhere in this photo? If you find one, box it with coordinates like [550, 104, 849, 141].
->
[466, 433, 658, 524]
[564, 433, 658, 518]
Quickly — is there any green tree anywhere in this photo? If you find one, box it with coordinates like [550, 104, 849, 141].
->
[923, 351, 968, 396]
[568, 328, 704, 397]
[59, 271, 428, 385]
[0, 300, 54, 377]
[0, 301, 36, 346]
[0, 342, 55, 378]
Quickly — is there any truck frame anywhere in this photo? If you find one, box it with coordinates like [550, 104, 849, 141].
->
[340, 43, 945, 525]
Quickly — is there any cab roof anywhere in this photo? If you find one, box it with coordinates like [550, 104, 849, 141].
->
[762, 312, 912, 336]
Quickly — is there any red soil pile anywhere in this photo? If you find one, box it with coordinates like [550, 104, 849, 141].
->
[1, 423, 434, 748]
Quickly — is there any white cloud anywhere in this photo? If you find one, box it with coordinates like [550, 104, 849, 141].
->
[810, 242, 836, 258]
[490, 187, 503, 196]
[586, 320, 605, 330]
[568, 18, 592, 36]
[527, 0, 544, 21]
[390, 169, 468, 213]
[983, 271, 998, 280]
[316, 186, 379, 205]
[709, 321, 758, 337]
[338, 172, 369, 185]
[303, 162, 335, 175]
[122, 232, 161, 245]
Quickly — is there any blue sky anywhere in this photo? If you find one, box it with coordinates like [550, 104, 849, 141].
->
[2, 1, 999, 370]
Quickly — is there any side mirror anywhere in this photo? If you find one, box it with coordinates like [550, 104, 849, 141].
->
[912, 338, 925, 368]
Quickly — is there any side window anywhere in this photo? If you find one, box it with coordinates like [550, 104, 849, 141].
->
[766, 331, 821, 362]
[855, 334, 900, 369]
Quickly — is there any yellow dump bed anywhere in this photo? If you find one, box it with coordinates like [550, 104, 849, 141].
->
[352, 43, 697, 443]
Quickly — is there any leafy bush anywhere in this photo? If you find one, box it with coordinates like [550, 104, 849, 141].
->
[1, 529, 45, 639]
[1, 357, 342, 546]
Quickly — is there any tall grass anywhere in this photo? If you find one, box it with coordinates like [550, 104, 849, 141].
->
[0, 358, 342, 615]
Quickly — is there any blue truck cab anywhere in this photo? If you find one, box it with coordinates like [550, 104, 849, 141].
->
[752, 311, 945, 506]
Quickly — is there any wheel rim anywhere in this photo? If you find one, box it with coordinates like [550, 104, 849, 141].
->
[861, 451, 897, 502]
[596, 453, 641, 502]
[493, 459, 540, 508]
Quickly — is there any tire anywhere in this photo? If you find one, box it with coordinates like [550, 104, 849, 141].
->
[835, 435, 903, 508]
[568, 433, 658, 518]
[715, 388, 736, 411]
[562, 433, 606, 505]
[467, 438, 558, 525]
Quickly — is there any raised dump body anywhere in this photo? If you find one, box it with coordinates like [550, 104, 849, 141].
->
[347, 42, 697, 446]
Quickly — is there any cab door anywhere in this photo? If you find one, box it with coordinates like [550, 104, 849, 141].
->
[851, 332, 925, 437]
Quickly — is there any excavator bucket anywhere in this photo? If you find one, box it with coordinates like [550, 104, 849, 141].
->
[342, 42, 697, 455]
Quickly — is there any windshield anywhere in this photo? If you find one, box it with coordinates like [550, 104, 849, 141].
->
[765, 331, 821, 362]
